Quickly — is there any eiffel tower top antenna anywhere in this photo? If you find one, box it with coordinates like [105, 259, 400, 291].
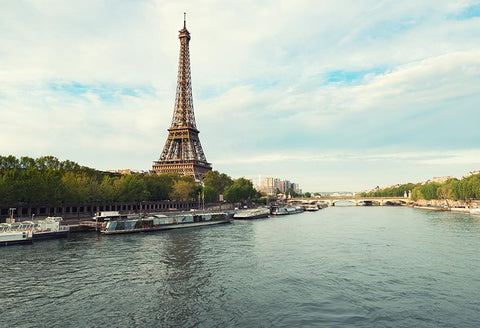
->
[184, 12, 186, 29]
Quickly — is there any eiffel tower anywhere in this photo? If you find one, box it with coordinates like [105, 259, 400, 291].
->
[153, 15, 212, 180]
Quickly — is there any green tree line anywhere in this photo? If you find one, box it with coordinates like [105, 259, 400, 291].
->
[360, 173, 480, 201]
[202, 170, 259, 203]
[0, 156, 258, 206]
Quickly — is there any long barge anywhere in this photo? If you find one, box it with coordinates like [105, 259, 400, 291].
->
[101, 211, 233, 235]
[233, 208, 270, 220]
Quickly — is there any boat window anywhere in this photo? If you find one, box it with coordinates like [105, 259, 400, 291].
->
[116, 221, 125, 230]
[106, 222, 117, 231]
[124, 221, 135, 230]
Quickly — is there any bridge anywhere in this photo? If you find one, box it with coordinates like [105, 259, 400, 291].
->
[289, 196, 411, 206]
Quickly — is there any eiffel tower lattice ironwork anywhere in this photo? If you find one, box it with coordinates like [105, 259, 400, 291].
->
[153, 15, 212, 180]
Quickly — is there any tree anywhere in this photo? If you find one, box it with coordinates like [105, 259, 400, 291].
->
[19, 156, 36, 169]
[144, 174, 175, 201]
[224, 178, 257, 203]
[61, 172, 91, 203]
[411, 186, 422, 201]
[453, 174, 480, 200]
[0, 155, 19, 172]
[361, 182, 420, 198]
[285, 188, 297, 198]
[99, 175, 116, 202]
[203, 170, 233, 198]
[112, 175, 149, 202]
[0, 169, 21, 204]
[170, 177, 197, 201]
[420, 182, 440, 200]
[36, 156, 61, 171]
[60, 159, 82, 172]
[41, 168, 64, 205]
[203, 185, 219, 203]
[437, 178, 457, 200]
[304, 192, 312, 198]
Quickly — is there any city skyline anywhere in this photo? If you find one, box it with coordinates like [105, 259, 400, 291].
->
[1, 1, 479, 191]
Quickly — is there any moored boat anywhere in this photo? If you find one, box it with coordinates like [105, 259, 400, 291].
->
[101, 211, 232, 235]
[234, 208, 270, 220]
[31, 217, 69, 239]
[470, 207, 480, 215]
[302, 200, 322, 211]
[0, 223, 34, 246]
[304, 204, 319, 211]
[92, 211, 132, 222]
[451, 206, 469, 214]
[0, 213, 69, 245]
[271, 205, 304, 215]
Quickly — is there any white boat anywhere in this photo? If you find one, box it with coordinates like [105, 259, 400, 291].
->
[92, 211, 131, 222]
[301, 200, 322, 211]
[271, 206, 304, 215]
[234, 208, 270, 220]
[470, 207, 480, 215]
[0, 217, 69, 245]
[101, 211, 232, 235]
[304, 204, 319, 211]
[30, 217, 69, 239]
[451, 206, 469, 213]
[0, 223, 33, 246]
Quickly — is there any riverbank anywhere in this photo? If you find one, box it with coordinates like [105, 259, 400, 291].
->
[413, 201, 480, 215]
[413, 198, 480, 208]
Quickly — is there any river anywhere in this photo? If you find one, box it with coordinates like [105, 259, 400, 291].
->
[1, 207, 480, 327]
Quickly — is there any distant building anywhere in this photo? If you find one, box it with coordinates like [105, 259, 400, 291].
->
[423, 176, 454, 184]
[464, 170, 480, 178]
[257, 177, 301, 195]
[110, 169, 147, 175]
[117, 169, 134, 175]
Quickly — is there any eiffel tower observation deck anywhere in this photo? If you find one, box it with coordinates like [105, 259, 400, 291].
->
[153, 15, 212, 180]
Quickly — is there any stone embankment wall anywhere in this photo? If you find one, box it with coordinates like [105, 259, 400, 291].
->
[414, 199, 480, 208]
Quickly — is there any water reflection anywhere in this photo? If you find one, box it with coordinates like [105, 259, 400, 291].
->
[142, 224, 257, 326]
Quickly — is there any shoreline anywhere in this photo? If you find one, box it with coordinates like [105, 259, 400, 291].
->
[413, 204, 478, 216]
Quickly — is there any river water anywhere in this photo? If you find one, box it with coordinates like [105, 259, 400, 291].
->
[1, 207, 480, 327]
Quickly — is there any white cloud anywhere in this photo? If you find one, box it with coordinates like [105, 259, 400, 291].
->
[0, 1, 479, 190]
[214, 148, 480, 165]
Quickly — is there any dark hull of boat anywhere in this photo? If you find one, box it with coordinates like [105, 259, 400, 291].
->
[0, 239, 33, 246]
[271, 210, 304, 215]
[33, 230, 69, 240]
[102, 218, 232, 235]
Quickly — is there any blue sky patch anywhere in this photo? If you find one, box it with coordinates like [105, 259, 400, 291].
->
[451, 4, 480, 20]
[48, 81, 153, 102]
[196, 85, 232, 99]
[323, 68, 386, 85]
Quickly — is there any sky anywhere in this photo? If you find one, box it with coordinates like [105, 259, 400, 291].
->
[1, 0, 480, 192]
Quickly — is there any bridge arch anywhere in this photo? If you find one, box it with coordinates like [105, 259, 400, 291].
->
[331, 199, 356, 206]
[358, 200, 381, 206]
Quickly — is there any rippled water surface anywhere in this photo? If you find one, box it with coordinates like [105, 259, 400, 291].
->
[2, 207, 480, 327]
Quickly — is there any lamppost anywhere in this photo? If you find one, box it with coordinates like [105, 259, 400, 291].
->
[8, 207, 16, 223]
